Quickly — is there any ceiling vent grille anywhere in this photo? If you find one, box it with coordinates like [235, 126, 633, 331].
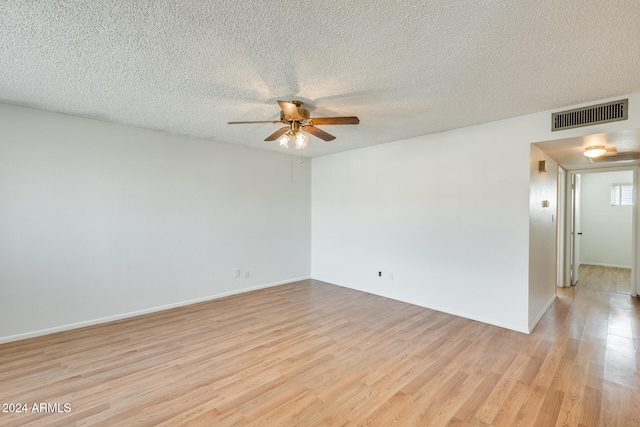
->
[591, 152, 640, 163]
[552, 99, 628, 131]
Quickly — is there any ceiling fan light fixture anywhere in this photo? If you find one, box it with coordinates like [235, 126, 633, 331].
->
[583, 146, 607, 158]
[228, 100, 359, 149]
[278, 133, 290, 147]
[294, 131, 308, 150]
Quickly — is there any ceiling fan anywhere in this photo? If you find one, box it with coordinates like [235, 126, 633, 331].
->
[228, 100, 359, 149]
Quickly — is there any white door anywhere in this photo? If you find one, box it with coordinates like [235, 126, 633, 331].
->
[571, 174, 582, 286]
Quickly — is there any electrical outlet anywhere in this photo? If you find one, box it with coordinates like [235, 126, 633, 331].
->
[234, 269, 240, 278]
[389, 273, 394, 281]
[378, 271, 382, 277]
[245, 270, 250, 278]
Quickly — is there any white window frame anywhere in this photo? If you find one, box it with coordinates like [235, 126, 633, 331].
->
[611, 183, 633, 206]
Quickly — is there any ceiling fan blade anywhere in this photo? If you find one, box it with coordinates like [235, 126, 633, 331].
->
[277, 100, 303, 120]
[310, 117, 360, 125]
[228, 120, 282, 124]
[265, 126, 290, 141]
[302, 126, 336, 141]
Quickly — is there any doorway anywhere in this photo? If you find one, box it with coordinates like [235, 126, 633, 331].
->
[532, 129, 640, 297]
[567, 168, 635, 295]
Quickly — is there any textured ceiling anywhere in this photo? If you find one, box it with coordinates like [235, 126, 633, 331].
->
[2, 1, 640, 157]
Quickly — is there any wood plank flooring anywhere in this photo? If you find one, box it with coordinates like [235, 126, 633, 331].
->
[0, 279, 639, 426]
[576, 264, 631, 294]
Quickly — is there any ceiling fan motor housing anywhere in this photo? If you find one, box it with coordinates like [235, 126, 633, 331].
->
[280, 101, 310, 121]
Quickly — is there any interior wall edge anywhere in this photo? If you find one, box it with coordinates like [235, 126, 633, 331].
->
[528, 145, 559, 328]
[528, 293, 556, 333]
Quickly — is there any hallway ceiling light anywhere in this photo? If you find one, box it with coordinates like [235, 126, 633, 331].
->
[583, 146, 607, 158]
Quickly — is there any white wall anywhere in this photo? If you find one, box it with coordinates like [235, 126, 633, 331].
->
[579, 170, 633, 268]
[312, 92, 640, 333]
[0, 104, 311, 343]
[528, 147, 558, 329]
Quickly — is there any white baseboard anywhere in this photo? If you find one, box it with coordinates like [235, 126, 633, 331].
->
[528, 294, 557, 333]
[0, 276, 310, 345]
[580, 262, 632, 269]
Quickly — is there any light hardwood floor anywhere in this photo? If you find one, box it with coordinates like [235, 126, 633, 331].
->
[576, 264, 632, 294]
[0, 279, 639, 426]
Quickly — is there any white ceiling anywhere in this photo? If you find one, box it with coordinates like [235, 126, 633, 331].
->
[2, 1, 640, 157]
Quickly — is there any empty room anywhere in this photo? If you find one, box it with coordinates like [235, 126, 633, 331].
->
[1, 1, 640, 426]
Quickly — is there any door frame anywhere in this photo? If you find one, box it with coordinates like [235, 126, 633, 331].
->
[563, 165, 639, 295]
[557, 167, 566, 287]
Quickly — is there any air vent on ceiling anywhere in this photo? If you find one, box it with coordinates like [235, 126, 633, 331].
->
[552, 99, 628, 131]
[591, 152, 640, 163]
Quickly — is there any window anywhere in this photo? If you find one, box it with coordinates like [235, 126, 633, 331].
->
[611, 183, 633, 206]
